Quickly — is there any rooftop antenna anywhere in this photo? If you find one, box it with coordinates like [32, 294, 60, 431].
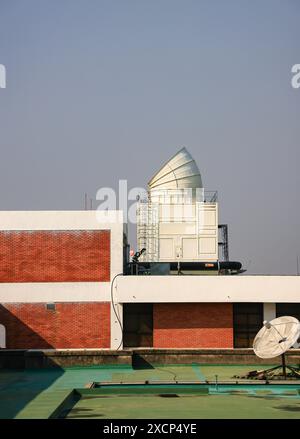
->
[131, 248, 146, 275]
[90, 198, 93, 210]
[297, 255, 299, 276]
[247, 316, 300, 380]
[84, 193, 88, 210]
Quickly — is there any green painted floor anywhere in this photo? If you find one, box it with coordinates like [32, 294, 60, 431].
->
[1, 364, 300, 419]
[66, 392, 300, 419]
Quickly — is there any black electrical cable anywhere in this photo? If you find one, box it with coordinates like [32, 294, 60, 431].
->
[110, 273, 124, 351]
[112, 273, 178, 380]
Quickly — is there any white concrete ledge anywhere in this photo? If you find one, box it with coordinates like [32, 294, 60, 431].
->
[116, 275, 300, 303]
[0, 282, 110, 303]
[0, 210, 123, 230]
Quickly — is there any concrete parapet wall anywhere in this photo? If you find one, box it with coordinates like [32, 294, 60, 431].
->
[131, 348, 300, 365]
[1, 348, 300, 369]
[0, 349, 132, 369]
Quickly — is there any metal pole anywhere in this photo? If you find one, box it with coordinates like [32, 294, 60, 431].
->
[282, 353, 287, 379]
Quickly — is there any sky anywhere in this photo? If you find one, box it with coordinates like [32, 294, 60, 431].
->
[0, 0, 299, 274]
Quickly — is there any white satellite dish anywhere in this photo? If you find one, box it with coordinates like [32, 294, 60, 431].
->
[251, 316, 300, 379]
[253, 316, 300, 359]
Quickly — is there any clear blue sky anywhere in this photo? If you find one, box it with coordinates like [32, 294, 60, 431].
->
[0, 0, 299, 274]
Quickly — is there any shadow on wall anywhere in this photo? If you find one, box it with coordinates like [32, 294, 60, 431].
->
[0, 304, 55, 349]
[0, 302, 110, 349]
[0, 305, 65, 419]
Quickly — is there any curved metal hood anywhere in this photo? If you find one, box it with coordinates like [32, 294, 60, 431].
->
[148, 147, 203, 191]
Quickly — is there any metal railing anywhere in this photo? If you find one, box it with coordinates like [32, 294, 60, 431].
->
[139, 189, 218, 204]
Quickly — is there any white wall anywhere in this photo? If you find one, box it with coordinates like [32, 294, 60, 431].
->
[116, 275, 300, 303]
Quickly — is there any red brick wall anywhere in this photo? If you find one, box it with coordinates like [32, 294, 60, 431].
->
[0, 302, 110, 349]
[0, 230, 110, 282]
[153, 303, 233, 348]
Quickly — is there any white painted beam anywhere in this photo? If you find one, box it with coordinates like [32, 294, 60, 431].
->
[0, 282, 111, 303]
[116, 275, 300, 303]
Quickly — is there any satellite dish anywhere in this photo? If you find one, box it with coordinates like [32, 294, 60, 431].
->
[246, 316, 300, 380]
[253, 316, 300, 359]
